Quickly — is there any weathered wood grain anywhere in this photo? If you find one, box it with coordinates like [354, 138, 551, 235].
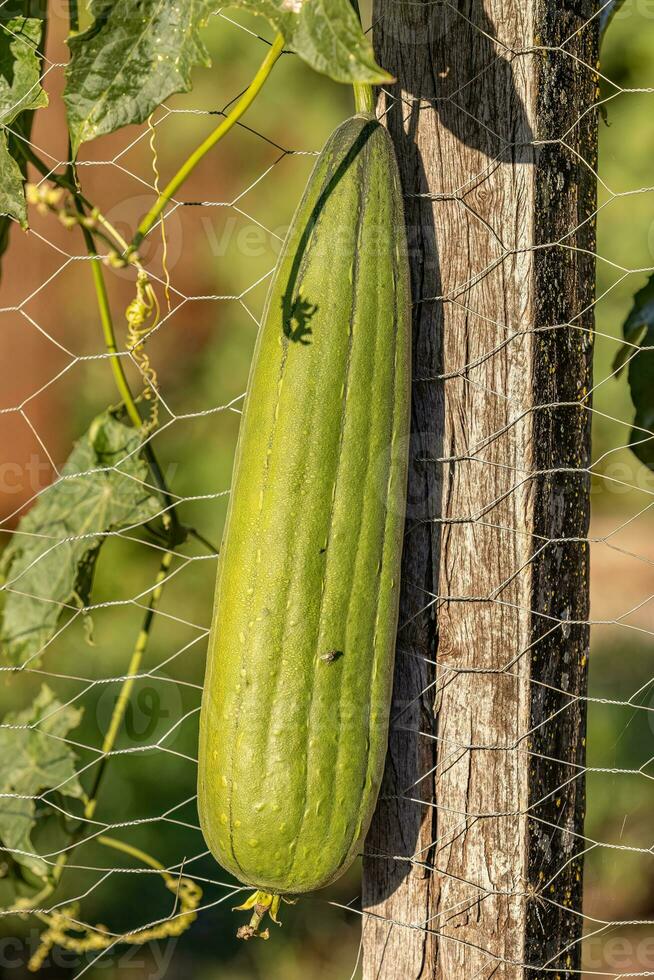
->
[362, 2, 598, 976]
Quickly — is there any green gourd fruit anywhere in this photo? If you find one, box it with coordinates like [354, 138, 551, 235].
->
[198, 111, 411, 938]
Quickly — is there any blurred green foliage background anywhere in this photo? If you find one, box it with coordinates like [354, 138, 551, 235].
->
[582, 6, 654, 972]
[0, 3, 653, 978]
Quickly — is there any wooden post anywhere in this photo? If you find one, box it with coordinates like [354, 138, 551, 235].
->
[363, 2, 598, 977]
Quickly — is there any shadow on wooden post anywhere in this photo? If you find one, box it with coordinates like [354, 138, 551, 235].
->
[363, 2, 599, 977]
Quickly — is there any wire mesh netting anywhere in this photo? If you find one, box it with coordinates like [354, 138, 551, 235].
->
[0, 1, 653, 978]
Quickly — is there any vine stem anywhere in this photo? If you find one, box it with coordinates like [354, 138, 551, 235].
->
[75, 212, 185, 551]
[130, 32, 285, 254]
[70, 198, 185, 537]
[17, 141, 133, 259]
[18, 836, 167, 916]
[15, 536, 174, 911]
[20, 543, 176, 908]
[97, 835, 165, 871]
[85, 232, 143, 430]
[84, 544, 174, 820]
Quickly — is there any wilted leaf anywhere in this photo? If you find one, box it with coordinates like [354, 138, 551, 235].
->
[0, 686, 83, 880]
[0, 411, 161, 668]
[226, 0, 392, 84]
[64, 0, 217, 155]
[615, 274, 654, 470]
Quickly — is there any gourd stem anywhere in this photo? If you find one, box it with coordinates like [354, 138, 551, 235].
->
[350, 0, 375, 113]
[353, 81, 375, 114]
[130, 32, 285, 256]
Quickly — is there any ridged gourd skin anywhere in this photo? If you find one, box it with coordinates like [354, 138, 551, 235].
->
[198, 112, 411, 896]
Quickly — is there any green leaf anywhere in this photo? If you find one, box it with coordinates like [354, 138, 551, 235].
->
[0, 686, 83, 880]
[0, 15, 48, 261]
[0, 119, 36, 279]
[615, 274, 654, 470]
[0, 411, 161, 668]
[64, 0, 217, 155]
[226, 0, 393, 84]
[0, 16, 48, 127]
[0, 129, 27, 229]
